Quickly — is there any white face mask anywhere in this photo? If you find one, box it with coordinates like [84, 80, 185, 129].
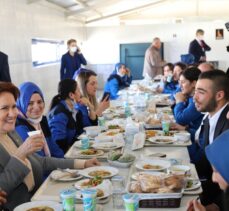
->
[27, 116, 43, 125]
[117, 71, 125, 77]
[70, 46, 77, 53]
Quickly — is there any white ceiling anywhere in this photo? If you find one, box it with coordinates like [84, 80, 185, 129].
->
[27, 0, 229, 26]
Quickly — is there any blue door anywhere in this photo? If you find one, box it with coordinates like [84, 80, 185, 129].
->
[120, 43, 164, 80]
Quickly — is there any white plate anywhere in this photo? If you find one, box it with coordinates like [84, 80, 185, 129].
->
[79, 166, 119, 178]
[50, 169, 83, 182]
[14, 201, 62, 211]
[99, 129, 121, 137]
[135, 159, 171, 171]
[107, 159, 134, 168]
[92, 142, 123, 151]
[131, 171, 167, 180]
[169, 165, 191, 175]
[74, 178, 102, 189]
[148, 136, 177, 144]
[76, 149, 104, 158]
[185, 178, 201, 191]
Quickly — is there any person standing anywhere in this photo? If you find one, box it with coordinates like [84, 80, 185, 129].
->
[189, 29, 211, 63]
[60, 39, 87, 80]
[0, 51, 11, 82]
[143, 37, 164, 79]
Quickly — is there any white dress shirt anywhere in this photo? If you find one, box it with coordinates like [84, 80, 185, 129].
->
[209, 103, 228, 144]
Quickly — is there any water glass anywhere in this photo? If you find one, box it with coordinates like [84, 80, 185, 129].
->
[161, 120, 170, 134]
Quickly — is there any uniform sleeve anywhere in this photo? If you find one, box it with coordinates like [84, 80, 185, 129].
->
[108, 79, 119, 100]
[174, 101, 202, 126]
[48, 112, 69, 152]
[60, 55, 66, 80]
[78, 53, 87, 65]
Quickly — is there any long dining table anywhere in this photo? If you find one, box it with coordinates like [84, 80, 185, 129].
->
[31, 80, 202, 210]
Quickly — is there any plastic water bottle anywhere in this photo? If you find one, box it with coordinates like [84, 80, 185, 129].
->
[124, 102, 131, 118]
[81, 135, 89, 150]
[98, 116, 105, 127]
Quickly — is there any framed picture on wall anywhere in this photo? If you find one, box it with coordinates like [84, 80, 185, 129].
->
[216, 29, 224, 40]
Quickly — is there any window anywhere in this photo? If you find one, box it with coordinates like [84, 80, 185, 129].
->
[31, 38, 65, 68]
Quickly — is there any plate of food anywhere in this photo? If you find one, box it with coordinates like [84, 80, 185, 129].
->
[92, 142, 123, 151]
[185, 178, 201, 191]
[79, 166, 119, 178]
[107, 124, 124, 132]
[74, 176, 103, 189]
[107, 151, 136, 168]
[50, 169, 82, 182]
[145, 130, 160, 139]
[148, 136, 177, 144]
[100, 129, 121, 137]
[135, 159, 171, 171]
[131, 171, 166, 180]
[14, 201, 62, 211]
[77, 149, 104, 157]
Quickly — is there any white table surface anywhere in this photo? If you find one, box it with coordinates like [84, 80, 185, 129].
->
[32, 146, 201, 210]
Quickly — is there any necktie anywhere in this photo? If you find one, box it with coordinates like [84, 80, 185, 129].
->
[200, 40, 204, 48]
[203, 116, 210, 146]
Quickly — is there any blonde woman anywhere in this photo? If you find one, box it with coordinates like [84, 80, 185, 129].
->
[74, 68, 109, 117]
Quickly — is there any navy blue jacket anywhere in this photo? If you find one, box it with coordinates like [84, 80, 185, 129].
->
[111, 70, 132, 87]
[0, 51, 11, 82]
[188, 39, 211, 63]
[60, 52, 87, 80]
[162, 81, 179, 94]
[75, 103, 98, 127]
[16, 116, 64, 158]
[174, 96, 204, 161]
[48, 101, 96, 153]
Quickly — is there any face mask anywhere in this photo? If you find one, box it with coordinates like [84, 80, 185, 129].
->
[70, 46, 77, 53]
[117, 71, 125, 77]
[27, 116, 43, 125]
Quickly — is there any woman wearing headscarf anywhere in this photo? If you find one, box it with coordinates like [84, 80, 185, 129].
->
[16, 82, 64, 158]
[187, 130, 229, 211]
[48, 79, 97, 153]
[0, 82, 100, 210]
[104, 63, 132, 100]
[112, 63, 132, 87]
[74, 68, 109, 118]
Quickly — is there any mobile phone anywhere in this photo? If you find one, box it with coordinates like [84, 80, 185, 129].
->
[101, 92, 110, 102]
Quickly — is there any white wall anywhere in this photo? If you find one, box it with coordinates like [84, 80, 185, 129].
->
[84, 22, 229, 71]
[0, 0, 84, 109]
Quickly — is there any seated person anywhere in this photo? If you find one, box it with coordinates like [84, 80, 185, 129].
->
[187, 130, 229, 211]
[104, 63, 132, 99]
[0, 82, 100, 210]
[173, 67, 204, 162]
[112, 63, 132, 87]
[158, 63, 179, 94]
[74, 68, 109, 117]
[16, 82, 64, 158]
[48, 79, 97, 153]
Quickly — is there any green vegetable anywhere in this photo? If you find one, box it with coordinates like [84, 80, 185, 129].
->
[108, 151, 122, 161]
[118, 154, 135, 163]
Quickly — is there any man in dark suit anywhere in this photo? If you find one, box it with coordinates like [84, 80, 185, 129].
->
[0, 51, 11, 82]
[189, 29, 211, 63]
[194, 70, 229, 210]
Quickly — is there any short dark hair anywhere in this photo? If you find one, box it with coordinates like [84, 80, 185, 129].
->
[174, 62, 187, 71]
[0, 82, 20, 100]
[49, 79, 77, 111]
[163, 63, 174, 72]
[67, 39, 76, 46]
[181, 67, 201, 82]
[196, 29, 204, 35]
[199, 70, 229, 100]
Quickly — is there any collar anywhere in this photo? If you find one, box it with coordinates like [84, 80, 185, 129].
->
[209, 103, 228, 121]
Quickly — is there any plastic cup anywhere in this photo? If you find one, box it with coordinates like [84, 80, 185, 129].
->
[123, 194, 139, 211]
[80, 135, 89, 150]
[60, 189, 76, 211]
[161, 120, 170, 134]
[81, 189, 97, 211]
